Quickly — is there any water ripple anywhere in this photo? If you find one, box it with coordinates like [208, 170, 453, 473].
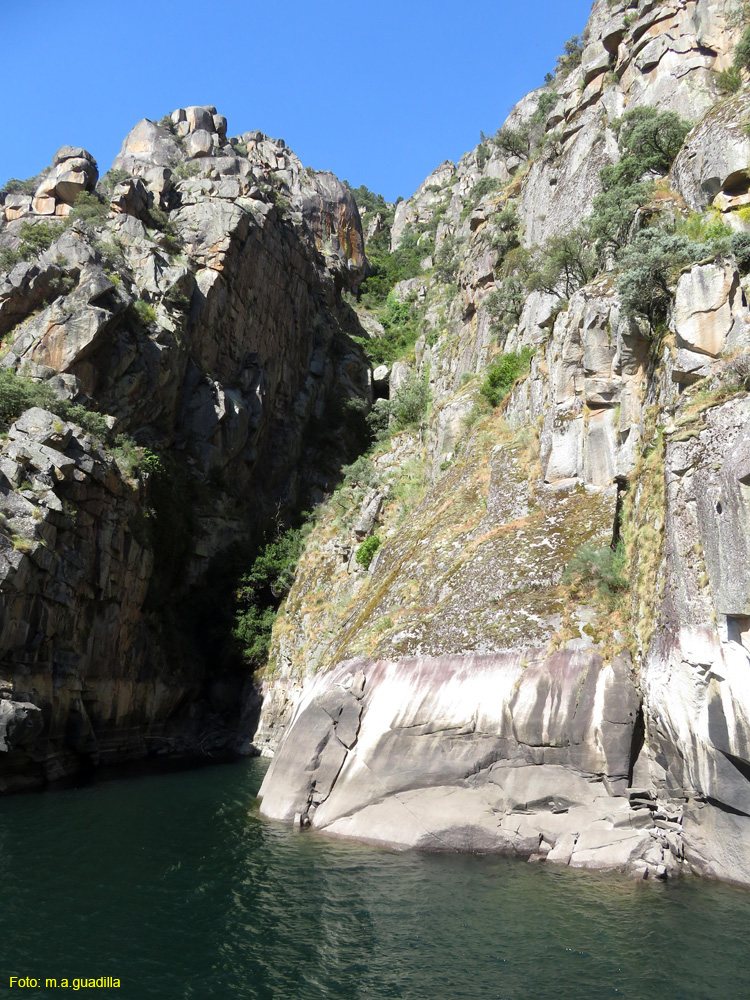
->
[0, 759, 748, 999]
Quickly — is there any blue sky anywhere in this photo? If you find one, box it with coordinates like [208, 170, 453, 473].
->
[3, 0, 593, 203]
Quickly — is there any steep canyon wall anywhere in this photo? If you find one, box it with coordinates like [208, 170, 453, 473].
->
[257, 0, 750, 884]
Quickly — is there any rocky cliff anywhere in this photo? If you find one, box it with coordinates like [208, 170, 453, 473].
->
[0, 106, 371, 789]
[257, 0, 750, 884]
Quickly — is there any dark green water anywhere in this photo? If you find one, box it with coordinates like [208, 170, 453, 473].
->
[1, 759, 749, 1000]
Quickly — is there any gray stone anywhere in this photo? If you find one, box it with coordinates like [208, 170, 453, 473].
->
[185, 106, 214, 133]
[259, 651, 651, 871]
[186, 130, 214, 158]
[671, 92, 750, 212]
[673, 262, 745, 357]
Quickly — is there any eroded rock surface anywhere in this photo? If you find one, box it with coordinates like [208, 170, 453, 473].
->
[259, 652, 675, 876]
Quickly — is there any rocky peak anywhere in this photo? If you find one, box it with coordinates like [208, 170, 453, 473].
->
[0, 102, 376, 790]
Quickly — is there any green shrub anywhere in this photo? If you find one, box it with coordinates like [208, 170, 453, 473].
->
[232, 605, 278, 664]
[556, 35, 585, 77]
[491, 124, 531, 158]
[434, 234, 459, 283]
[460, 177, 505, 223]
[16, 221, 60, 260]
[233, 522, 311, 664]
[616, 229, 719, 323]
[173, 160, 202, 180]
[614, 107, 693, 180]
[487, 207, 520, 259]
[93, 238, 126, 270]
[480, 347, 535, 407]
[483, 276, 526, 332]
[69, 190, 109, 226]
[0, 168, 51, 197]
[676, 209, 729, 243]
[730, 231, 750, 273]
[133, 298, 158, 325]
[0, 369, 57, 429]
[0, 248, 22, 272]
[525, 228, 597, 298]
[98, 168, 130, 191]
[0, 367, 110, 437]
[354, 292, 422, 366]
[589, 107, 692, 259]
[531, 91, 560, 124]
[589, 179, 652, 258]
[735, 25, 750, 71]
[356, 534, 382, 569]
[717, 66, 743, 93]
[343, 455, 379, 489]
[467, 177, 504, 205]
[347, 182, 388, 215]
[563, 542, 628, 604]
[390, 373, 430, 430]
[360, 224, 429, 306]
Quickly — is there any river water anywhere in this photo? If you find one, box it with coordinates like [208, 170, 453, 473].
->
[0, 757, 748, 1000]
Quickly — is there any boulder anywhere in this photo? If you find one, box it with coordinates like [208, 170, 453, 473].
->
[53, 146, 95, 167]
[3, 194, 31, 222]
[671, 93, 750, 212]
[0, 700, 44, 752]
[112, 118, 181, 172]
[185, 106, 215, 133]
[673, 262, 745, 357]
[186, 129, 214, 158]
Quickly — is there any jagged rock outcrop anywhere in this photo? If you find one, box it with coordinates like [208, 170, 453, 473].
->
[671, 90, 750, 215]
[2, 147, 99, 223]
[0, 106, 372, 788]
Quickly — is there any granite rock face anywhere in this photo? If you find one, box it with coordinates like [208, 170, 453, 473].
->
[256, 0, 750, 887]
[0, 107, 371, 788]
[259, 652, 673, 876]
[671, 90, 750, 214]
[638, 395, 750, 885]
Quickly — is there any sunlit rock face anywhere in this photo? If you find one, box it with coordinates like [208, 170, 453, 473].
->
[255, 0, 750, 886]
[259, 652, 678, 878]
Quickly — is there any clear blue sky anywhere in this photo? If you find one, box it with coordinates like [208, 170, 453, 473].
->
[3, 0, 593, 203]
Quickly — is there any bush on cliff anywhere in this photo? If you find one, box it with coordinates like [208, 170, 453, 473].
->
[0, 368, 109, 437]
[524, 229, 597, 299]
[482, 274, 526, 334]
[614, 107, 692, 180]
[356, 534, 381, 569]
[480, 347, 535, 407]
[563, 541, 628, 606]
[360, 225, 429, 306]
[556, 35, 585, 77]
[434, 234, 459, 283]
[233, 521, 312, 665]
[491, 125, 532, 159]
[589, 107, 692, 259]
[0, 168, 52, 198]
[734, 25, 750, 72]
[616, 230, 717, 324]
[390, 373, 431, 430]
[68, 191, 109, 227]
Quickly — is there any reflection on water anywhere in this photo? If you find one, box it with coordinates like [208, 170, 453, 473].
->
[0, 758, 747, 999]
